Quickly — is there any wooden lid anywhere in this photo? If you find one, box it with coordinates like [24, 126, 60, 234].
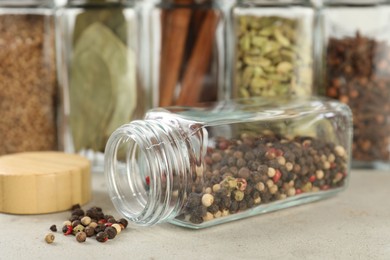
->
[0, 152, 91, 214]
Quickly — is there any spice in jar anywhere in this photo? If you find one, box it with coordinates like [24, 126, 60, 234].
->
[233, 15, 313, 98]
[177, 133, 348, 224]
[325, 32, 390, 163]
[62, 3, 139, 153]
[0, 14, 57, 155]
[155, 0, 223, 107]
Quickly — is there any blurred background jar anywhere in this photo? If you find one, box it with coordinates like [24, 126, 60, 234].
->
[57, 0, 145, 169]
[147, 0, 226, 107]
[230, 0, 315, 99]
[0, 0, 57, 155]
[319, 0, 390, 169]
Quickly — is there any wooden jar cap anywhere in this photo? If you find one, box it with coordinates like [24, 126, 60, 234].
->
[0, 152, 91, 214]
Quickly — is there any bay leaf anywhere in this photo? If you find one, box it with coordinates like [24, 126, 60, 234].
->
[70, 50, 114, 151]
[70, 22, 136, 152]
[73, 8, 128, 45]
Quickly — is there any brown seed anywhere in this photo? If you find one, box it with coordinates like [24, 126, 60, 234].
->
[84, 226, 95, 237]
[45, 233, 55, 244]
[76, 231, 87, 242]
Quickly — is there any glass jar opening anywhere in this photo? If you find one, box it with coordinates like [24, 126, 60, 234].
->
[105, 128, 153, 224]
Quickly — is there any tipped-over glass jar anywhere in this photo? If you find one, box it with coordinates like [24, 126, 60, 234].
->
[105, 97, 352, 229]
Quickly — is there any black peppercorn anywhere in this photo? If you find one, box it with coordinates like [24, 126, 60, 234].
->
[49, 225, 57, 232]
[69, 215, 79, 222]
[189, 215, 203, 224]
[96, 231, 108, 243]
[71, 208, 85, 217]
[94, 223, 106, 234]
[107, 217, 117, 224]
[105, 227, 117, 239]
[118, 218, 128, 229]
[71, 204, 81, 211]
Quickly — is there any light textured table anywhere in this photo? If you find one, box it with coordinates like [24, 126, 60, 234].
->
[1, 169, 389, 260]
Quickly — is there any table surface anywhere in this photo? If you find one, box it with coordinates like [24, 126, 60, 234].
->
[1, 169, 389, 260]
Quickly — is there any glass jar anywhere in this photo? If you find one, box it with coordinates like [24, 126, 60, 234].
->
[320, 0, 390, 169]
[105, 97, 352, 229]
[0, 0, 57, 155]
[57, 0, 144, 168]
[148, 0, 226, 107]
[231, 0, 315, 99]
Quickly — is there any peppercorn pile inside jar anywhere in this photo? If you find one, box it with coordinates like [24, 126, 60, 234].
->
[175, 132, 348, 226]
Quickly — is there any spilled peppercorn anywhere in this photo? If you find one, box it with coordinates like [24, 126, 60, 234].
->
[46, 204, 128, 244]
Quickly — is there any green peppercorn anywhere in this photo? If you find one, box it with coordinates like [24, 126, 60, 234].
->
[96, 231, 108, 243]
[45, 233, 55, 244]
[76, 231, 87, 243]
[73, 224, 85, 235]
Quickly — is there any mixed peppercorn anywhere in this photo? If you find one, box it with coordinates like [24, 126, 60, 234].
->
[45, 204, 128, 244]
[178, 133, 348, 224]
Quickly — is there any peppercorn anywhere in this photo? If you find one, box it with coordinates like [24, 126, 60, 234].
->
[81, 216, 91, 226]
[45, 233, 55, 244]
[72, 220, 81, 227]
[88, 222, 98, 229]
[189, 215, 203, 224]
[96, 231, 109, 243]
[107, 217, 117, 224]
[111, 224, 122, 235]
[71, 208, 85, 217]
[201, 193, 214, 207]
[76, 231, 87, 243]
[105, 227, 117, 239]
[118, 218, 128, 229]
[49, 225, 57, 232]
[73, 224, 85, 235]
[62, 225, 73, 236]
[84, 226, 95, 237]
[94, 223, 106, 234]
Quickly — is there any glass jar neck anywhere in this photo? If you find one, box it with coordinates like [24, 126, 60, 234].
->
[105, 118, 201, 226]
